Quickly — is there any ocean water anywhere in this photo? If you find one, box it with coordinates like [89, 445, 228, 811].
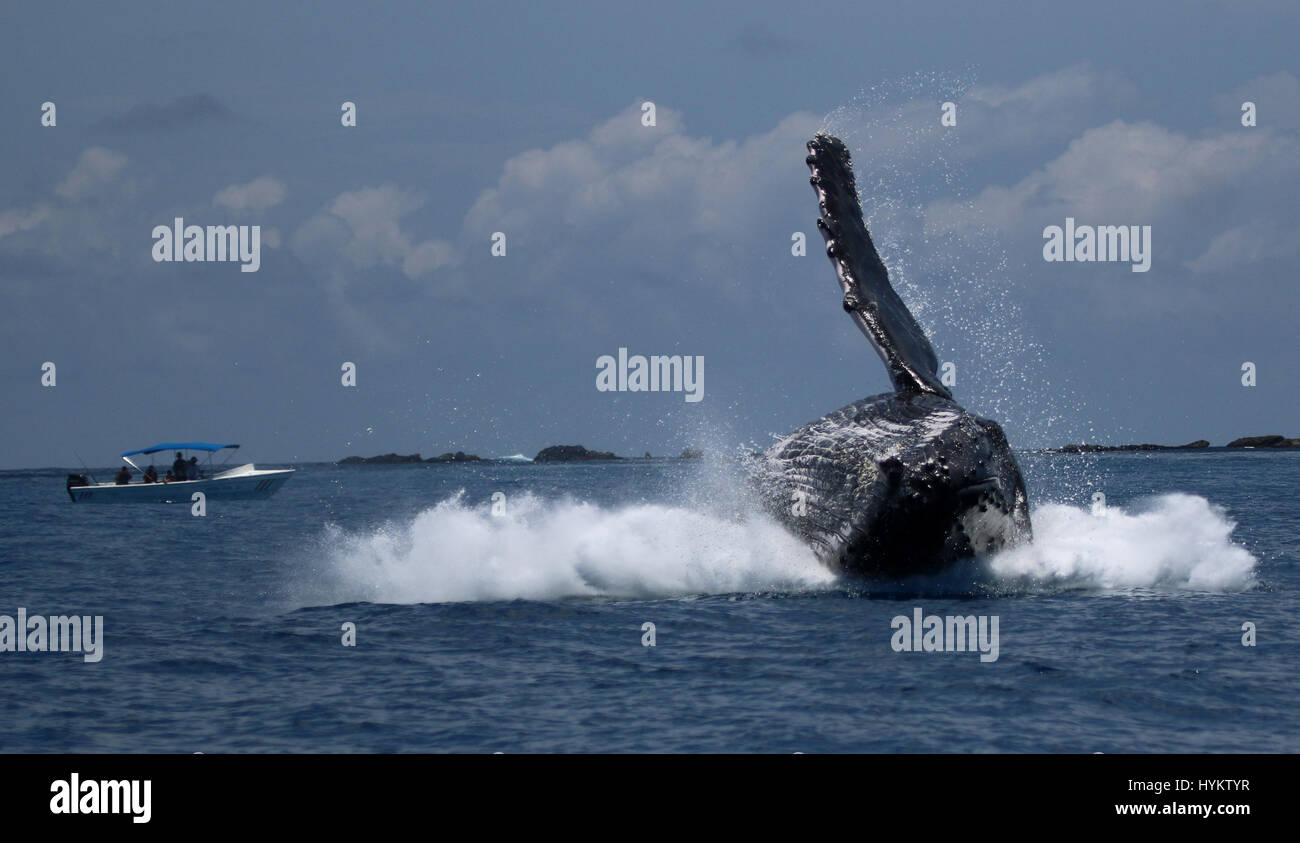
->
[0, 450, 1295, 753]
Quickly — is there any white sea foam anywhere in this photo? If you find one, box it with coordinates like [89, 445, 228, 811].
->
[988, 493, 1258, 592]
[307, 492, 835, 605]
[302, 489, 1256, 606]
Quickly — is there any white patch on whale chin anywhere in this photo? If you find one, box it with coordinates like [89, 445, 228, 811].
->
[958, 504, 1015, 556]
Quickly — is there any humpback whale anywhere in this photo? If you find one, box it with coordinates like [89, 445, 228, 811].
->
[751, 134, 1031, 577]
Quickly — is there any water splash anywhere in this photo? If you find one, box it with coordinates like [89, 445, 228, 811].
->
[988, 493, 1258, 592]
[295, 486, 1255, 607]
[821, 74, 1114, 465]
[300, 491, 835, 605]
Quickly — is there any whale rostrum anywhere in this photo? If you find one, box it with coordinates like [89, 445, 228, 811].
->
[751, 134, 1031, 577]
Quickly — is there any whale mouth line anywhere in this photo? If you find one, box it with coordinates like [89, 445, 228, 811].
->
[958, 478, 1002, 497]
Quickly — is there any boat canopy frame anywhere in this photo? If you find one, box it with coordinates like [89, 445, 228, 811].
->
[118, 443, 242, 479]
[121, 443, 240, 457]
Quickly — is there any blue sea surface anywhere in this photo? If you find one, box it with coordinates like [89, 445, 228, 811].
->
[0, 451, 1295, 752]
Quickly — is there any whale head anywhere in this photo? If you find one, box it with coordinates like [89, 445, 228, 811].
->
[755, 391, 1031, 577]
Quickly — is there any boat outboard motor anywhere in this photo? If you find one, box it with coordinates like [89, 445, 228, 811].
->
[66, 473, 89, 502]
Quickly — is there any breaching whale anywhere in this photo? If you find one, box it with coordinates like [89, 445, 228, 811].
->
[751, 134, 1031, 577]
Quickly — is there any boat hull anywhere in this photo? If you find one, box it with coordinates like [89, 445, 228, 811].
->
[68, 467, 293, 503]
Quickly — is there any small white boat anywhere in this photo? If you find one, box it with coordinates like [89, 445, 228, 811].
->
[66, 442, 293, 503]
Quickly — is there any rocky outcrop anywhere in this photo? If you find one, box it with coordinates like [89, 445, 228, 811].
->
[426, 451, 481, 462]
[1057, 435, 1300, 452]
[679, 449, 704, 459]
[1226, 435, 1300, 448]
[1058, 441, 1209, 453]
[340, 451, 481, 465]
[339, 453, 425, 464]
[533, 445, 622, 462]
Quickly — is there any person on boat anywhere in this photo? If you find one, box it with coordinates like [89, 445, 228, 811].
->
[172, 452, 187, 480]
[114, 465, 131, 485]
[187, 456, 200, 480]
[143, 465, 158, 484]
[163, 471, 173, 483]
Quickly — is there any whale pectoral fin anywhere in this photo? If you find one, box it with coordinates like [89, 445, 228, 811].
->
[806, 133, 951, 399]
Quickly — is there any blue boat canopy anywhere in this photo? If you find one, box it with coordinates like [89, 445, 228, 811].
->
[121, 443, 240, 457]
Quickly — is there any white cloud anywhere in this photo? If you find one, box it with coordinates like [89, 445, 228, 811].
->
[292, 185, 454, 279]
[213, 176, 286, 212]
[958, 64, 1139, 155]
[1185, 221, 1298, 274]
[0, 147, 128, 248]
[55, 147, 127, 200]
[925, 120, 1295, 236]
[402, 239, 454, 277]
[0, 205, 51, 238]
[968, 63, 1136, 111]
[462, 102, 821, 255]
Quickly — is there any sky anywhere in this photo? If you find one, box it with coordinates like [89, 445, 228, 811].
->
[1, 0, 1297, 468]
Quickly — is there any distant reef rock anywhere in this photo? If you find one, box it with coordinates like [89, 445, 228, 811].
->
[1058, 441, 1209, 453]
[339, 451, 481, 465]
[1057, 435, 1300, 452]
[679, 449, 704, 459]
[426, 451, 481, 463]
[1225, 435, 1300, 448]
[533, 445, 622, 462]
[339, 453, 423, 464]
